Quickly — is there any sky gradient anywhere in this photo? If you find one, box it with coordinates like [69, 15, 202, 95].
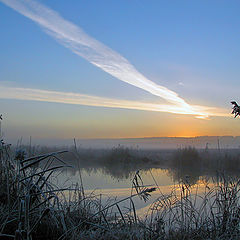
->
[0, 0, 240, 143]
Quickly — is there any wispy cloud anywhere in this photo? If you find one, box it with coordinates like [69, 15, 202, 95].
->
[0, 0, 229, 118]
[0, 85, 229, 118]
[0, 0, 191, 106]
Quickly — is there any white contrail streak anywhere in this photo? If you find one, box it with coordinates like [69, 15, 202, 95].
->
[0, 85, 229, 118]
[0, 0, 230, 119]
[0, 0, 190, 108]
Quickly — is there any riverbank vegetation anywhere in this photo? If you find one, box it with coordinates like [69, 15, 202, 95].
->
[1, 141, 240, 239]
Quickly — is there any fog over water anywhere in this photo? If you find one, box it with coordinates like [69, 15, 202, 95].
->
[39, 145, 239, 215]
[26, 145, 238, 196]
[11, 141, 240, 217]
[10, 136, 240, 149]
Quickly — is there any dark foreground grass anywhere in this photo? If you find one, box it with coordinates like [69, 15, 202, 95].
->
[1, 141, 240, 240]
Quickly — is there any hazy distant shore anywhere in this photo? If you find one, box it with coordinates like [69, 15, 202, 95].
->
[8, 135, 240, 149]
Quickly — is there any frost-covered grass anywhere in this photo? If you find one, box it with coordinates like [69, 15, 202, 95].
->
[1, 141, 240, 240]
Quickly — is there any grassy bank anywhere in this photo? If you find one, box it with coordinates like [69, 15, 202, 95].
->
[1, 141, 240, 239]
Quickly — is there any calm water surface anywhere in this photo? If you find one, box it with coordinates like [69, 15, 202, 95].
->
[50, 148, 240, 216]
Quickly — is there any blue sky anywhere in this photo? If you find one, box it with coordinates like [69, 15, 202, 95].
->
[0, 0, 240, 142]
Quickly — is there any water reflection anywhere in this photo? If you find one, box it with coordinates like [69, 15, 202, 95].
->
[51, 146, 240, 188]
[41, 146, 240, 216]
[167, 147, 240, 185]
[30, 145, 240, 192]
